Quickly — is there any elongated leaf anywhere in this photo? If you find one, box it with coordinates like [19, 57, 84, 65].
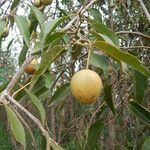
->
[15, 15, 30, 47]
[50, 141, 64, 150]
[43, 70, 53, 89]
[93, 41, 150, 77]
[89, 8, 102, 22]
[32, 76, 46, 94]
[142, 136, 150, 150]
[128, 100, 150, 126]
[19, 43, 28, 66]
[51, 83, 71, 102]
[87, 121, 103, 149]
[90, 30, 115, 46]
[0, 80, 9, 92]
[24, 88, 46, 124]
[41, 16, 68, 39]
[7, 39, 14, 50]
[0, 20, 6, 37]
[30, 71, 51, 96]
[40, 135, 64, 150]
[134, 70, 148, 103]
[104, 84, 115, 114]
[89, 19, 119, 46]
[35, 87, 49, 98]
[90, 53, 110, 77]
[10, 0, 20, 10]
[35, 17, 67, 53]
[31, 45, 65, 88]
[71, 45, 82, 60]
[32, 41, 44, 54]
[5, 105, 26, 148]
[30, 5, 44, 25]
[45, 32, 65, 46]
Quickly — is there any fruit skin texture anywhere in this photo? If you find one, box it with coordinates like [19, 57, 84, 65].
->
[40, 0, 52, 5]
[70, 69, 102, 104]
[2, 28, 9, 38]
[34, 0, 41, 7]
[34, 0, 42, 7]
[25, 59, 38, 75]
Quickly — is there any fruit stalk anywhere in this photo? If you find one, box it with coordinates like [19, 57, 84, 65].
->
[86, 46, 92, 69]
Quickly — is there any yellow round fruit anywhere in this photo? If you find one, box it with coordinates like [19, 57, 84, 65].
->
[34, 0, 42, 7]
[25, 59, 38, 75]
[40, 0, 52, 5]
[70, 69, 102, 104]
[2, 28, 9, 38]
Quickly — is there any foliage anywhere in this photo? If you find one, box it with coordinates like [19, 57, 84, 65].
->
[0, 0, 150, 149]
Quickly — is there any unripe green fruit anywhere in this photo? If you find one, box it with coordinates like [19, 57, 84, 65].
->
[40, 0, 52, 5]
[70, 69, 102, 104]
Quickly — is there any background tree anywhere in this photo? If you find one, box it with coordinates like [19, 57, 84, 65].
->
[0, 0, 150, 149]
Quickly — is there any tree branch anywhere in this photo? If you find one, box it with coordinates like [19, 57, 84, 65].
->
[5, 95, 63, 150]
[120, 46, 150, 50]
[62, 0, 97, 31]
[5, 56, 34, 94]
[116, 31, 150, 39]
[138, 0, 150, 23]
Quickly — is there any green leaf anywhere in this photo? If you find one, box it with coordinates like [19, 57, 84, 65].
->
[142, 136, 150, 150]
[0, 76, 7, 83]
[31, 45, 66, 88]
[50, 141, 64, 150]
[134, 70, 148, 103]
[41, 16, 68, 38]
[15, 15, 30, 47]
[87, 121, 103, 149]
[128, 100, 150, 126]
[32, 76, 46, 94]
[89, 19, 119, 46]
[0, 20, 6, 37]
[45, 32, 65, 46]
[35, 17, 67, 52]
[90, 53, 110, 78]
[7, 39, 14, 50]
[30, 5, 44, 25]
[89, 8, 102, 22]
[10, 0, 20, 10]
[24, 88, 46, 124]
[43, 70, 53, 89]
[58, 8, 70, 17]
[35, 87, 49, 98]
[104, 84, 115, 114]
[32, 41, 44, 54]
[71, 45, 82, 60]
[93, 41, 150, 77]
[19, 43, 28, 66]
[0, 80, 9, 92]
[51, 83, 71, 102]
[5, 105, 26, 148]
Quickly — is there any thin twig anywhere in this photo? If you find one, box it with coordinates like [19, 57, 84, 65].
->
[62, 0, 97, 31]
[137, 0, 150, 23]
[116, 31, 150, 39]
[5, 56, 34, 94]
[86, 46, 92, 69]
[12, 82, 31, 98]
[120, 46, 150, 50]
